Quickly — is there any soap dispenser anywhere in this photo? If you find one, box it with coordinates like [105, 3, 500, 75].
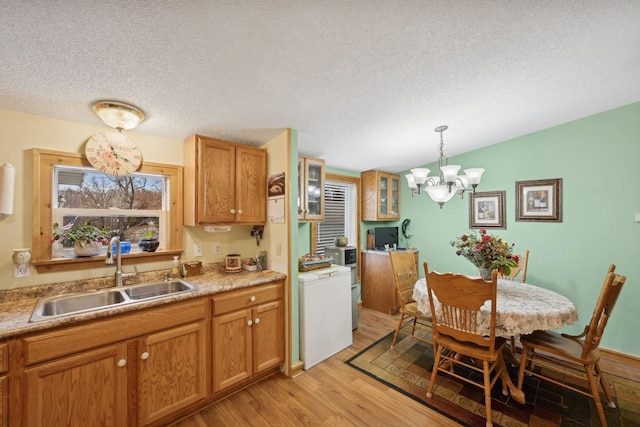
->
[170, 256, 181, 279]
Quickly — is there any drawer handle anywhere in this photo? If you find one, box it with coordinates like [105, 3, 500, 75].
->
[250, 296, 256, 302]
[117, 359, 127, 368]
[141, 352, 150, 360]
[247, 320, 253, 326]
[254, 318, 260, 324]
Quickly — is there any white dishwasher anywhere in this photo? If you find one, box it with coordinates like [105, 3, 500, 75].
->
[299, 265, 353, 370]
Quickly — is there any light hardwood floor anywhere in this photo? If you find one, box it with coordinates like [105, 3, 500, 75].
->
[171, 307, 639, 427]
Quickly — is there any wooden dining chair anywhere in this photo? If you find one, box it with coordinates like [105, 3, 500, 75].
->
[499, 249, 529, 282]
[388, 249, 432, 349]
[517, 264, 626, 427]
[424, 262, 523, 427]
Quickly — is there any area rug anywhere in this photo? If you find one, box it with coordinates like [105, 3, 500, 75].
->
[345, 330, 640, 427]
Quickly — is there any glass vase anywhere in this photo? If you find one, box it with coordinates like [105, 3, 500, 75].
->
[477, 267, 495, 281]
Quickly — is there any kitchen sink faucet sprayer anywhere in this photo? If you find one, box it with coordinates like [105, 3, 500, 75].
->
[105, 236, 137, 287]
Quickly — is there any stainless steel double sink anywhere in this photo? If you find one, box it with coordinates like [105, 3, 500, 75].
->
[30, 280, 199, 322]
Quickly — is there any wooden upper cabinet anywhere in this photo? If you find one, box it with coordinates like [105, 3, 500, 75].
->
[298, 155, 325, 222]
[184, 135, 267, 225]
[361, 170, 401, 221]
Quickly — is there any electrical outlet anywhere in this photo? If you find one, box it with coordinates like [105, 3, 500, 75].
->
[214, 242, 222, 254]
[194, 244, 203, 257]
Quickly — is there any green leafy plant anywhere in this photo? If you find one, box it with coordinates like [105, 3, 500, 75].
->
[141, 222, 158, 240]
[451, 228, 519, 275]
[51, 222, 110, 247]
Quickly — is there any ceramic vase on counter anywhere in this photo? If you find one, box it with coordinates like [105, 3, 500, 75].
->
[225, 254, 242, 273]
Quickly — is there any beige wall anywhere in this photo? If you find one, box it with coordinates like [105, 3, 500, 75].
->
[0, 109, 266, 290]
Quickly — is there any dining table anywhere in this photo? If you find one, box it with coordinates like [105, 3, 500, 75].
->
[412, 277, 579, 339]
[412, 276, 579, 404]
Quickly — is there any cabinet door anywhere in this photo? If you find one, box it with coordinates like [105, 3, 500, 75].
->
[138, 321, 207, 426]
[25, 343, 128, 427]
[235, 145, 267, 224]
[252, 300, 284, 373]
[389, 175, 399, 218]
[0, 376, 6, 427]
[212, 309, 252, 392]
[298, 156, 325, 221]
[198, 138, 236, 223]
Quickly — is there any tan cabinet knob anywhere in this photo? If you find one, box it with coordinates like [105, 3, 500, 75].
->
[141, 352, 150, 360]
[237, 209, 243, 215]
[230, 209, 236, 214]
[254, 318, 260, 324]
[250, 296, 256, 302]
[117, 359, 127, 368]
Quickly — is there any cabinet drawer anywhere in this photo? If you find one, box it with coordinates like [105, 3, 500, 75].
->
[0, 343, 6, 374]
[212, 282, 283, 315]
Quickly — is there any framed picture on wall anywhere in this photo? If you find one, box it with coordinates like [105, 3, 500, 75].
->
[470, 191, 506, 229]
[515, 178, 563, 222]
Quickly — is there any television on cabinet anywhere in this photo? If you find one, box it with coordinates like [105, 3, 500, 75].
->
[373, 226, 398, 250]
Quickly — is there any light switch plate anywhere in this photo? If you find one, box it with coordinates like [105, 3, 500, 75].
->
[636, 213, 640, 222]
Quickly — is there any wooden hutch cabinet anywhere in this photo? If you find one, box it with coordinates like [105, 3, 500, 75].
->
[361, 170, 400, 221]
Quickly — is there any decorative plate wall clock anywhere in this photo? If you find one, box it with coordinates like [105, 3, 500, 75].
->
[85, 131, 142, 176]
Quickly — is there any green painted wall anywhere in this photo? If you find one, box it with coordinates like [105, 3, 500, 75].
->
[400, 102, 640, 356]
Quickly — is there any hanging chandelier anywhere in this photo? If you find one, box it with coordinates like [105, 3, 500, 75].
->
[405, 125, 484, 209]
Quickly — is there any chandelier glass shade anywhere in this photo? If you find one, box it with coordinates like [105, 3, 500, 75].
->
[92, 101, 145, 130]
[405, 125, 484, 208]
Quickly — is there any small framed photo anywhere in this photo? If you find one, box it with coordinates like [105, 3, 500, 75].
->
[515, 178, 563, 222]
[470, 191, 506, 229]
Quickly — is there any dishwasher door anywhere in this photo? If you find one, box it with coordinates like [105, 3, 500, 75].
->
[299, 265, 353, 369]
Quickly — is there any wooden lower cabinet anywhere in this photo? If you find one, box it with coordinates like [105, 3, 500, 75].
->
[9, 280, 285, 426]
[361, 249, 419, 315]
[0, 342, 8, 427]
[138, 320, 207, 426]
[212, 282, 284, 393]
[25, 343, 128, 427]
[14, 299, 208, 427]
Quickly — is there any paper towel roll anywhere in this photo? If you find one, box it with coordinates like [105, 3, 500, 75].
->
[0, 163, 15, 215]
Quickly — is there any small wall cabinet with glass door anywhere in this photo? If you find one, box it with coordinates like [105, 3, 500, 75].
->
[361, 170, 400, 221]
[298, 155, 325, 221]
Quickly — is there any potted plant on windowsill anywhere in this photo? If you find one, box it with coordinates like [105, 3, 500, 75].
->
[51, 222, 110, 257]
[138, 223, 160, 252]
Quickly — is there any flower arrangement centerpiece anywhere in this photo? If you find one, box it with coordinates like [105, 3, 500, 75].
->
[450, 228, 519, 280]
[51, 222, 110, 257]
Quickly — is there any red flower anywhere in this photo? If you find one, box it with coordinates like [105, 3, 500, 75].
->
[481, 235, 491, 242]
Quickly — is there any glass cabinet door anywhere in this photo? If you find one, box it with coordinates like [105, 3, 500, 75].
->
[306, 162, 322, 217]
[390, 176, 399, 216]
[379, 176, 388, 217]
[298, 156, 325, 221]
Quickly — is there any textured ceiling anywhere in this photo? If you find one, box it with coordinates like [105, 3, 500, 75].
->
[1, 1, 639, 172]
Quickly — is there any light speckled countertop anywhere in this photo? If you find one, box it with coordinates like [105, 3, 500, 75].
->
[0, 263, 286, 339]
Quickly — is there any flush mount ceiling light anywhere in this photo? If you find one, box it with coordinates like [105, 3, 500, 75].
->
[405, 125, 485, 209]
[92, 101, 145, 131]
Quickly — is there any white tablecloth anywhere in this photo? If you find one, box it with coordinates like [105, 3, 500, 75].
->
[412, 278, 579, 338]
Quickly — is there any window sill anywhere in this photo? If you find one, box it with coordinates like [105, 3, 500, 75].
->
[33, 250, 184, 274]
